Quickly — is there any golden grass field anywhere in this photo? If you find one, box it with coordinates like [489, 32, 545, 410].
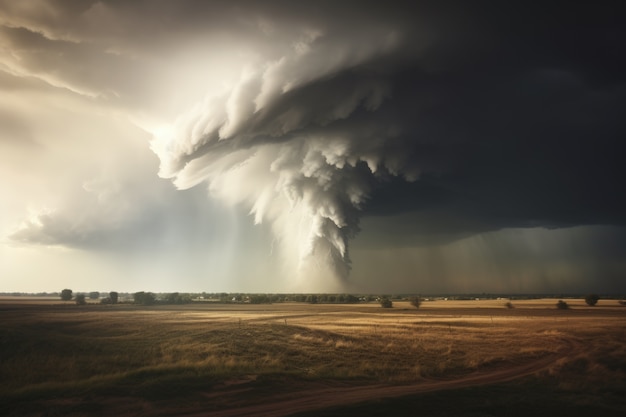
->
[1, 298, 625, 416]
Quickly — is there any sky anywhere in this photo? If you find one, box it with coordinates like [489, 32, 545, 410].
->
[1, 1, 625, 295]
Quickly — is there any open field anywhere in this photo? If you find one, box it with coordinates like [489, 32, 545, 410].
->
[1, 299, 625, 416]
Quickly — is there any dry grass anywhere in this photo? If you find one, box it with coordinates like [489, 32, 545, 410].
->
[1, 299, 625, 415]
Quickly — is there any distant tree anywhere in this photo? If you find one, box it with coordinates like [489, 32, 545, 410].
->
[75, 294, 86, 305]
[179, 293, 192, 304]
[165, 292, 175, 304]
[134, 291, 155, 305]
[89, 291, 99, 300]
[379, 297, 393, 308]
[345, 294, 359, 303]
[556, 300, 569, 310]
[109, 291, 118, 304]
[305, 295, 318, 304]
[60, 289, 72, 301]
[249, 294, 271, 304]
[504, 301, 514, 309]
[409, 296, 422, 309]
[584, 294, 600, 306]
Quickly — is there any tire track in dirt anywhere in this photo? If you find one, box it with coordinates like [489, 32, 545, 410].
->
[181, 336, 580, 417]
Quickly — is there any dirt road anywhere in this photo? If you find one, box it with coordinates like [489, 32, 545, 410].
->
[177, 337, 578, 417]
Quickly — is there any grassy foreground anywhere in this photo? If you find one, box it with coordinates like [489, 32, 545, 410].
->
[1, 299, 625, 416]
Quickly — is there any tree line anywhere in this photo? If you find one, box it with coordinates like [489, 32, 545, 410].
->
[61, 289, 118, 305]
[58, 289, 609, 309]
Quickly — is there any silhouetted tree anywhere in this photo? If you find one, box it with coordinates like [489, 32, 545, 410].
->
[556, 300, 569, 310]
[584, 294, 600, 306]
[134, 291, 155, 305]
[109, 291, 118, 304]
[60, 289, 72, 301]
[409, 296, 421, 309]
[379, 297, 393, 308]
[89, 291, 99, 300]
[75, 294, 86, 305]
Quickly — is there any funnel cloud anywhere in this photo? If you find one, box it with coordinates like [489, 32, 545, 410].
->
[152, 30, 412, 279]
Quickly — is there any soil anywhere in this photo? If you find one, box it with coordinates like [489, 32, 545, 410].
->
[155, 337, 579, 416]
[18, 344, 568, 417]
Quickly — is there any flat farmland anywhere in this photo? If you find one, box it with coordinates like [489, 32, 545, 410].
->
[1, 299, 625, 416]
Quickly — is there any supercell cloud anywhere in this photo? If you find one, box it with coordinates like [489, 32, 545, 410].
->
[1, 1, 625, 292]
[152, 1, 626, 283]
[151, 9, 413, 278]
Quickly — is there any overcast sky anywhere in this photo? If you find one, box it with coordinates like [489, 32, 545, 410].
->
[1, 1, 625, 294]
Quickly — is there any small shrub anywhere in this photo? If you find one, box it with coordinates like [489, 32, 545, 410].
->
[60, 289, 72, 301]
[505, 301, 514, 309]
[75, 294, 86, 305]
[409, 296, 421, 309]
[584, 294, 600, 306]
[556, 300, 569, 310]
[379, 297, 393, 308]
[109, 291, 119, 304]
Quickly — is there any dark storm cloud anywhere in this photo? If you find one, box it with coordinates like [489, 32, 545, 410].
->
[359, 2, 626, 242]
[150, 1, 626, 278]
[365, 70, 626, 233]
[4, 1, 624, 289]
